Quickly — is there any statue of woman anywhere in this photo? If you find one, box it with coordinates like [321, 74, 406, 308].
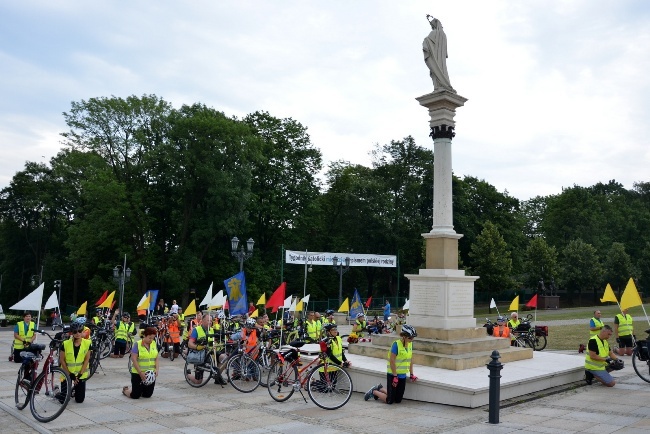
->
[423, 16, 455, 92]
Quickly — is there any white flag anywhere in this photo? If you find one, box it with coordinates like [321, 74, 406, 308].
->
[282, 295, 293, 309]
[10, 283, 45, 311]
[199, 282, 214, 307]
[490, 298, 497, 309]
[403, 298, 410, 310]
[289, 298, 297, 312]
[44, 291, 59, 310]
[301, 294, 310, 304]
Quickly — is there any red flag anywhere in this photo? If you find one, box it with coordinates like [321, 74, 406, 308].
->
[266, 282, 286, 309]
[525, 294, 538, 308]
[271, 305, 279, 313]
[94, 290, 108, 306]
[365, 296, 372, 308]
[224, 300, 229, 310]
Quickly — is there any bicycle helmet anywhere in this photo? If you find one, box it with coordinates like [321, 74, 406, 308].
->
[325, 309, 334, 316]
[75, 317, 87, 325]
[356, 313, 365, 319]
[609, 358, 624, 371]
[245, 317, 256, 328]
[142, 370, 156, 385]
[121, 312, 130, 318]
[70, 322, 84, 333]
[323, 323, 337, 332]
[401, 324, 417, 338]
[217, 310, 226, 320]
[496, 316, 506, 323]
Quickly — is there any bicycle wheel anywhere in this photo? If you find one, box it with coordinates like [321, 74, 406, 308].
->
[632, 347, 650, 383]
[125, 337, 134, 353]
[307, 364, 353, 410]
[30, 367, 71, 423]
[184, 356, 212, 388]
[99, 340, 112, 360]
[169, 342, 175, 361]
[266, 359, 298, 402]
[14, 364, 31, 410]
[87, 353, 100, 380]
[533, 334, 547, 351]
[227, 354, 261, 393]
[256, 350, 276, 388]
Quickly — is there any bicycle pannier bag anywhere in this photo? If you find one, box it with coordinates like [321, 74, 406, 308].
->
[187, 349, 206, 364]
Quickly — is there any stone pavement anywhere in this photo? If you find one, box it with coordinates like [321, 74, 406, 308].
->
[0, 330, 649, 433]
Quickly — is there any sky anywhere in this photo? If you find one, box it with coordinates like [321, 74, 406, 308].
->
[1, 0, 649, 201]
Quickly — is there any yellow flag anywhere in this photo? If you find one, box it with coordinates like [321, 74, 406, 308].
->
[295, 299, 304, 312]
[256, 293, 266, 306]
[600, 283, 618, 303]
[98, 291, 116, 309]
[137, 292, 151, 310]
[77, 301, 88, 315]
[338, 297, 350, 313]
[508, 295, 519, 312]
[184, 300, 197, 316]
[620, 278, 643, 310]
[250, 308, 259, 318]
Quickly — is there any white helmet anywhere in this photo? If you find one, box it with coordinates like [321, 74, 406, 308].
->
[143, 370, 156, 385]
[245, 317, 256, 327]
[356, 313, 365, 319]
[217, 310, 226, 320]
[401, 324, 417, 338]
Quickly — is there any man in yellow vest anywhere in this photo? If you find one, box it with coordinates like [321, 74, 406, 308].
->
[305, 311, 321, 342]
[60, 321, 92, 403]
[365, 324, 418, 403]
[585, 325, 621, 386]
[589, 310, 605, 337]
[508, 312, 521, 346]
[614, 308, 634, 356]
[13, 312, 36, 363]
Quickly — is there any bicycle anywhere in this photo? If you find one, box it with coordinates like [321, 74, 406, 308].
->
[183, 332, 233, 388]
[266, 339, 353, 410]
[14, 330, 72, 423]
[510, 314, 548, 351]
[225, 337, 262, 393]
[632, 328, 650, 383]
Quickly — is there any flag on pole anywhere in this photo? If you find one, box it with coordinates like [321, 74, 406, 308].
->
[199, 282, 213, 307]
[282, 295, 293, 309]
[224, 272, 248, 316]
[256, 293, 266, 306]
[403, 298, 410, 310]
[620, 278, 643, 310]
[509, 295, 519, 312]
[209, 290, 226, 309]
[365, 296, 373, 308]
[600, 283, 619, 303]
[489, 298, 497, 309]
[77, 301, 88, 315]
[301, 294, 310, 304]
[525, 294, 538, 308]
[10, 283, 45, 311]
[295, 299, 304, 312]
[184, 300, 197, 316]
[250, 308, 259, 318]
[44, 291, 59, 310]
[349, 289, 364, 318]
[288, 298, 297, 312]
[94, 290, 108, 306]
[98, 291, 116, 309]
[338, 298, 350, 313]
[266, 282, 286, 309]
[137, 291, 152, 310]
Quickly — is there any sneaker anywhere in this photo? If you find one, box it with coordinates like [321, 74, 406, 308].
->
[585, 371, 593, 385]
[374, 384, 382, 400]
[364, 384, 380, 401]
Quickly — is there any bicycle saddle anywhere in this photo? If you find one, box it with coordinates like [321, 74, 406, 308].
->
[288, 340, 305, 348]
[27, 343, 46, 352]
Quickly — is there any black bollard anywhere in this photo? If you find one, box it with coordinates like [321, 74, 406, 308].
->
[487, 350, 503, 424]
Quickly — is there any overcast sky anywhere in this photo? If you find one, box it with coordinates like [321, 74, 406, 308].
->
[1, 1, 649, 200]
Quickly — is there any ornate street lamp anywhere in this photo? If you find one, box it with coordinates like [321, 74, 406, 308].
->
[231, 236, 254, 272]
[332, 256, 351, 306]
[112, 265, 132, 315]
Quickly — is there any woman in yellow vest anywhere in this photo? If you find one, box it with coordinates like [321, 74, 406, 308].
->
[122, 327, 159, 399]
[364, 325, 418, 404]
[13, 312, 36, 363]
[60, 321, 92, 403]
[323, 323, 350, 369]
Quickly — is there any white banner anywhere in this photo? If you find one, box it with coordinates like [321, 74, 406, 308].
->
[285, 250, 397, 268]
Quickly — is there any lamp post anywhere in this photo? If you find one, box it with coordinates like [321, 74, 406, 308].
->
[302, 250, 312, 310]
[112, 265, 131, 316]
[231, 236, 254, 272]
[332, 256, 350, 306]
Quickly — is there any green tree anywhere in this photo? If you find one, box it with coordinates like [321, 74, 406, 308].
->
[468, 221, 515, 296]
[522, 237, 559, 289]
[603, 242, 636, 296]
[559, 239, 603, 304]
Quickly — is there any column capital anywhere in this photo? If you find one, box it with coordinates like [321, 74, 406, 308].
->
[430, 125, 455, 140]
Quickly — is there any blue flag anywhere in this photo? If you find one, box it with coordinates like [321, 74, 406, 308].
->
[349, 289, 364, 318]
[224, 271, 248, 316]
[147, 290, 159, 312]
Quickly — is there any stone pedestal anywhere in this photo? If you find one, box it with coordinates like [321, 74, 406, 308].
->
[539, 296, 560, 309]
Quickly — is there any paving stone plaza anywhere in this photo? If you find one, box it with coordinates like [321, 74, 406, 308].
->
[1, 327, 650, 434]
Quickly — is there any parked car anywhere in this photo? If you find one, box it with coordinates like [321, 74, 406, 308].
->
[0, 305, 6, 327]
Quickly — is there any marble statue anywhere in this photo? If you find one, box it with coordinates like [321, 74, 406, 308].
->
[423, 15, 455, 92]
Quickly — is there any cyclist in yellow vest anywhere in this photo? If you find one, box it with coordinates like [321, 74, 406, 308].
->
[508, 312, 521, 346]
[13, 312, 36, 363]
[585, 325, 620, 387]
[305, 311, 321, 342]
[322, 323, 350, 369]
[111, 311, 135, 358]
[322, 310, 336, 326]
[187, 314, 227, 385]
[365, 325, 418, 403]
[60, 321, 92, 403]
[589, 310, 604, 337]
[122, 327, 159, 399]
[614, 308, 634, 356]
[352, 313, 367, 337]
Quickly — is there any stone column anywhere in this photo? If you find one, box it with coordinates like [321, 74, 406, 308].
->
[406, 89, 478, 329]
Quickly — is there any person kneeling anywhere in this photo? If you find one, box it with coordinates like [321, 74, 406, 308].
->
[585, 325, 621, 387]
[123, 327, 159, 399]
